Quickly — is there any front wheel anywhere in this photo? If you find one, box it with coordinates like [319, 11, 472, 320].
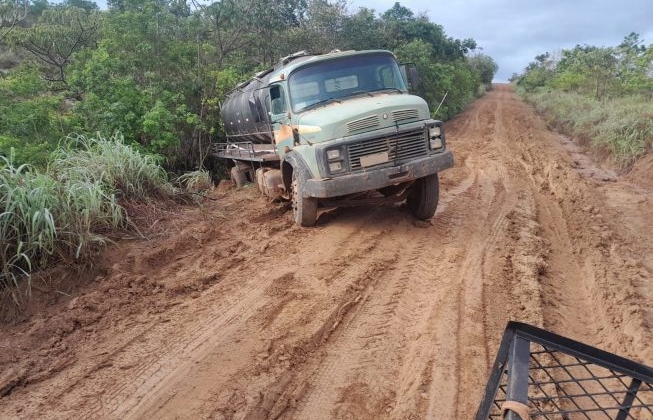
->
[407, 173, 439, 220]
[291, 172, 318, 227]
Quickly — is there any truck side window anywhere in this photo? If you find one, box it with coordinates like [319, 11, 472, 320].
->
[378, 66, 395, 89]
[270, 85, 287, 115]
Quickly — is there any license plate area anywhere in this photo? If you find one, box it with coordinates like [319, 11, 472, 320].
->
[359, 151, 389, 168]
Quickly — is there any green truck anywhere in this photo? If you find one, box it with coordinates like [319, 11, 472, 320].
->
[215, 49, 454, 226]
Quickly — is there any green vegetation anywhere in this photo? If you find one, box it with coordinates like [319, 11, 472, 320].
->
[515, 33, 653, 167]
[0, 134, 170, 302]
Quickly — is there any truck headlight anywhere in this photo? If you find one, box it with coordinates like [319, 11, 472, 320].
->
[430, 137, 443, 149]
[329, 161, 342, 172]
[428, 124, 444, 150]
[325, 147, 347, 174]
[326, 149, 341, 160]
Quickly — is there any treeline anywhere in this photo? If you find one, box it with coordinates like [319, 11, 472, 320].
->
[513, 33, 653, 166]
[0, 0, 498, 171]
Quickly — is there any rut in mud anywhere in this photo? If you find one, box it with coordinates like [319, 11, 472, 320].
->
[1, 85, 652, 420]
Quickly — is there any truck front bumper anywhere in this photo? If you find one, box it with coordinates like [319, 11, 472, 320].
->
[304, 150, 454, 198]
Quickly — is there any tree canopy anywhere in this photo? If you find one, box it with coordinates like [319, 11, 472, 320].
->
[517, 33, 653, 99]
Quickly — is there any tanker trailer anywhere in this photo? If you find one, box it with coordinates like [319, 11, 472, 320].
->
[213, 49, 454, 227]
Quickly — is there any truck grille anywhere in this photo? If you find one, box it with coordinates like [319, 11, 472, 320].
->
[348, 130, 428, 170]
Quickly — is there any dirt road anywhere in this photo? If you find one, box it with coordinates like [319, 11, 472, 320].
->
[2, 85, 652, 419]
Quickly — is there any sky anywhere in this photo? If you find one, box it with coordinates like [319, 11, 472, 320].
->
[348, 0, 653, 82]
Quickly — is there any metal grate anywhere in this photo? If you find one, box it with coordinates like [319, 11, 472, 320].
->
[476, 322, 653, 420]
[392, 108, 419, 122]
[347, 130, 427, 170]
[346, 115, 380, 132]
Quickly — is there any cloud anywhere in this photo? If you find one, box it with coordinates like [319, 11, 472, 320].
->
[351, 0, 653, 81]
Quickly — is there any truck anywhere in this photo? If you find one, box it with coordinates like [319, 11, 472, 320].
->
[214, 49, 454, 226]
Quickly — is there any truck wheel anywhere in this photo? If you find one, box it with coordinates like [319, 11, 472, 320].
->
[255, 168, 265, 193]
[291, 172, 317, 227]
[407, 173, 439, 220]
[230, 166, 247, 188]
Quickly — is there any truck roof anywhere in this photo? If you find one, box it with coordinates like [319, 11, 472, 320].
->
[267, 49, 396, 83]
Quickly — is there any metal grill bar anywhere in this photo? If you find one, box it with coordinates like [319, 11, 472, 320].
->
[392, 108, 419, 122]
[347, 130, 427, 170]
[346, 115, 380, 132]
[475, 322, 653, 420]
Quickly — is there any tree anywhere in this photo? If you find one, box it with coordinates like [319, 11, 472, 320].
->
[7, 6, 101, 84]
[468, 53, 498, 86]
[518, 52, 557, 91]
[615, 32, 652, 94]
[381, 2, 414, 22]
[0, 0, 28, 42]
[64, 0, 99, 11]
[557, 46, 617, 100]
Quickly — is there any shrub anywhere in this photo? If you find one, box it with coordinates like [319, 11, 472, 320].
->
[1, 133, 172, 303]
[51, 132, 171, 200]
[523, 91, 653, 167]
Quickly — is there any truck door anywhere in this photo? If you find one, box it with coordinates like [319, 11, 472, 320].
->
[267, 84, 294, 152]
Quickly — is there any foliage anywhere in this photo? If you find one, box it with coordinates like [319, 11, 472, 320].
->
[0, 0, 28, 42]
[524, 91, 653, 167]
[5, 6, 101, 84]
[176, 169, 212, 193]
[51, 133, 171, 200]
[0, 65, 76, 167]
[0, 133, 172, 302]
[468, 53, 498, 87]
[517, 34, 653, 100]
[516, 33, 652, 166]
[395, 39, 481, 120]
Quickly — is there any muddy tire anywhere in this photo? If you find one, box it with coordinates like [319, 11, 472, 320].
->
[292, 171, 318, 227]
[230, 166, 247, 188]
[407, 173, 439, 220]
[255, 168, 265, 193]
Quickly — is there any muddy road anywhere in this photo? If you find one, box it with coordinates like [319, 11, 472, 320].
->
[2, 85, 652, 419]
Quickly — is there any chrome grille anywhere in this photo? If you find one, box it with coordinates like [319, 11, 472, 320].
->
[348, 130, 427, 170]
[346, 115, 380, 133]
[392, 108, 419, 122]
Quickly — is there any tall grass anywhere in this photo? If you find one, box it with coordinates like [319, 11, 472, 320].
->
[52, 133, 170, 199]
[1, 133, 171, 303]
[176, 169, 212, 193]
[523, 90, 653, 168]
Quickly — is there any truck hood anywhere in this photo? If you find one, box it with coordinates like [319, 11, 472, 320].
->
[294, 93, 431, 144]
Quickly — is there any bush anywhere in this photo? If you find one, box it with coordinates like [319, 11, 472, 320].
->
[1, 133, 172, 303]
[51, 132, 171, 200]
[523, 91, 653, 167]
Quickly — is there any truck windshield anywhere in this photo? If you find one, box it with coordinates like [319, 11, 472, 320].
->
[288, 54, 407, 113]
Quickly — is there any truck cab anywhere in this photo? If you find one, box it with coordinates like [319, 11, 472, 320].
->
[216, 50, 454, 226]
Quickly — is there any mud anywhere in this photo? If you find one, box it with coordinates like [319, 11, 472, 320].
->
[1, 85, 651, 419]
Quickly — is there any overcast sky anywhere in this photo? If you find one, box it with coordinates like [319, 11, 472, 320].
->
[348, 0, 653, 81]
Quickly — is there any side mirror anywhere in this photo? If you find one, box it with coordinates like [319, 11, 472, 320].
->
[407, 67, 420, 92]
[270, 112, 285, 123]
[400, 64, 421, 93]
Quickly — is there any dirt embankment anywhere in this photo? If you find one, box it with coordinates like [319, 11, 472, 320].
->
[1, 84, 651, 419]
